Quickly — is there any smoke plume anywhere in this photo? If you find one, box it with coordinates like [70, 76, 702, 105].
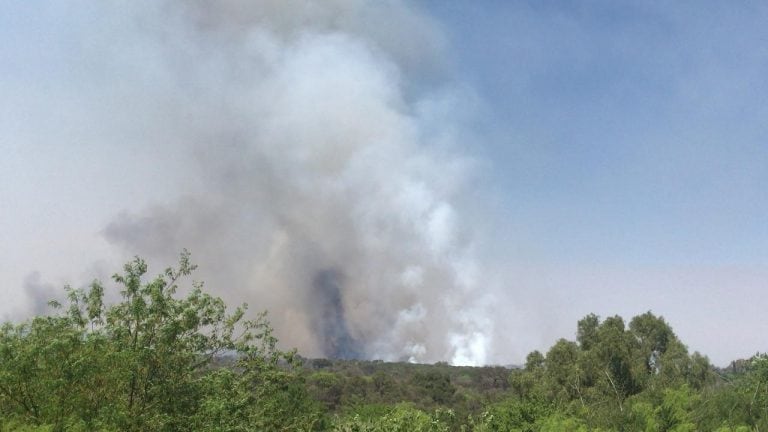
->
[96, 0, 498, 365]
[22, 272, 60, 317]
[311, 269, 361, 359]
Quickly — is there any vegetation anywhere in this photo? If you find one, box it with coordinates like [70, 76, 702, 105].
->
[1, 254, 766, 430]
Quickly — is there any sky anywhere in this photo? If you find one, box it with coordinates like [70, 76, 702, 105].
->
[426, 1, 768, 365]
[1, 1, 767, 366]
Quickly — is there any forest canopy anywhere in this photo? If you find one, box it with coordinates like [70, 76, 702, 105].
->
[1, 254, 766, 431]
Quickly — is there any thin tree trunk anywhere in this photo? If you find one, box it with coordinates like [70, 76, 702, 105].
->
[604, 369, 623, 412]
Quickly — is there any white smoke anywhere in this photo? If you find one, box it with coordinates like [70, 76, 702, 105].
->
[85, 0, 497, 365]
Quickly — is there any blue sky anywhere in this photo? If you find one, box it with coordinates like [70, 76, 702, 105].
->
[428, 1, 768, 267]
[1, 1, 767, 364]
[429, 1, 768, 364]
[425, 1, 768, 363]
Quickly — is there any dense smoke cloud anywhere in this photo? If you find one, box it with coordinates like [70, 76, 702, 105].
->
[88, 0, 501, 365]
[8, 0, 768, 368]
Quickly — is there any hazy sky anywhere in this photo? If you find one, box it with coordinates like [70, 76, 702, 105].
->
[1, 1, 767, 366]
[426, 1, 768, 365]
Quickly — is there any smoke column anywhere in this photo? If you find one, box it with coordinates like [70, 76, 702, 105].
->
[311, 269, 361, 359]
[93, 0, 499, 365]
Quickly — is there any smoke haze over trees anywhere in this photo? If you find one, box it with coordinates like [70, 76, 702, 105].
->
[87, 0, 496, 365]
[3, 1, 768, 367]
[2, 255, 767, 431]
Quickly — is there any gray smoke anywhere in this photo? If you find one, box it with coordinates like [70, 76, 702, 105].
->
[96, 0, 499, 364]
[311, 269, 361, 359]
[22, 272, 59, 317]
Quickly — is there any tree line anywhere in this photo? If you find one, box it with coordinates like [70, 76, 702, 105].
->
[1, 253, 765, 431]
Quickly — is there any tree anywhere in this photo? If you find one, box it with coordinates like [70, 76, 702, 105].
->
[471, 397, 552, 432]
[576, 314, 600, 351]
[411, 371, 456, 405]
[525, 350, 545, 372]
[334, 404, 450, 432]
[307, 372, 345, 411]
[544, 339, 583, 405]
[0, 252, 318, 431]
[593, 316, 640, 410]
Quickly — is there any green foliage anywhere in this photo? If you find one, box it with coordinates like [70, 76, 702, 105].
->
[411, 371, 457, 405]
[334, 404, 450, 432]
[535, 413, 591, 432]
[628, 385, 698, 432]
[470, 397, 552, 432]
[309, 372, 346, 410]
[714, 426, 751, 432]
[2, 256, 766, 431]
[576, 314, 600, 351]
[0, 252, 317, 431]
[656, 386, 697, 432]
[483, 311, 748, 431]
[544, 339, 582, 404]
[340, 403, 394, 422]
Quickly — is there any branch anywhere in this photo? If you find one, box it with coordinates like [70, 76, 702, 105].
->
[603, 369, 623, 412]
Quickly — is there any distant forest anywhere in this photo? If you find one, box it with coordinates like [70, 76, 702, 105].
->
[1, 253, 765, 431]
